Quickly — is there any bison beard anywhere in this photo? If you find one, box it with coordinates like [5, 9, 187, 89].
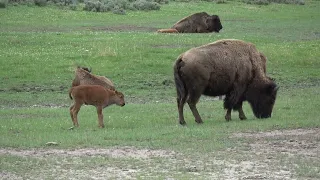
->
[174, 39, 278, 125]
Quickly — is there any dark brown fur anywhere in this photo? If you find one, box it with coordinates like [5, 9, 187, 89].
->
[72, 66, 115, 90]
[158, 12, 222, 33]
[69, 85, 125, 128]
[174, 39, 278, 125]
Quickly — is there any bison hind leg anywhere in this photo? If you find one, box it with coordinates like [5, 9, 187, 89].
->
[177, 95, 187, 125]
[187, 90, 203, 124]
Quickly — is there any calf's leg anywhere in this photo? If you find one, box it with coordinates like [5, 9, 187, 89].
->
[72, 103, 82, 127]
[69, 104, 75, 125]
[96, 106, 104, 128]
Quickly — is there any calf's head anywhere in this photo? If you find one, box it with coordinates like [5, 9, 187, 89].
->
[246, 80, 279, 118]
[114, 91, 125, 107]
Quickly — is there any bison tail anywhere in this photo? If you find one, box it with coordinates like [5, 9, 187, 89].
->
[68, 88, 73, 100]
[157, 29, 179, 33]
[173, 57, 187, 103]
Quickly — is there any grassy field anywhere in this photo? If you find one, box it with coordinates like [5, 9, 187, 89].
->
[0, 1, 320, 179]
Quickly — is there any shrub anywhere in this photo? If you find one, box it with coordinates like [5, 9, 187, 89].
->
[243, 0, 305, 5]
[112, 5, 126, 15]
[83, 0, 161, 13]
[0, 0, 8, 8]
[132, 0, 160, 11]
[154, 0, 168, 4]
[215, 0, 226, 4]
[34, 0, 46, 6]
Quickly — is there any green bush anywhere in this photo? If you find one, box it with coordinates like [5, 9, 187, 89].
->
[0, 0, 8, 8]
[132, 0, 160, 10]
[243, 0, 305, 5]
[112, 5, 126, 14]
[215, 0, 226, 4]
[34, 0, 46, 6]
[83, 0, 161, 13]
[154, 0, 169, 4]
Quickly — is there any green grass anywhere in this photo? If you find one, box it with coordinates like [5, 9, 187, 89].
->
[0, 1, 320, 179]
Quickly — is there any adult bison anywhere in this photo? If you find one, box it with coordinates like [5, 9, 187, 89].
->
[157, 12, 223, 33]
[174, 39, 278, 125]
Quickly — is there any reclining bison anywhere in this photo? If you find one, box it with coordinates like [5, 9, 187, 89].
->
[157, 12, 223, 33]
[174, 39, 278, 125]
[72, 66, 115, 90]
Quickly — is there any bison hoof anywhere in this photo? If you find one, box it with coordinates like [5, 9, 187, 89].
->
[179, 121, 186, 126]
[225, 117, 231, 121]
[240, 116, 247, 120]
[195, 120, 203, 124]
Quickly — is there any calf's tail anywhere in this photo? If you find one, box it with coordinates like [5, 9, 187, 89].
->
[173, 57, 187, 103]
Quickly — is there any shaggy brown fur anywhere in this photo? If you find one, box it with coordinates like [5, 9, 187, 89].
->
[157, 12, 222, 33]
[174, 39, 278, 125]
[72, 66, 115, 90]
[69, 85, 125, 128]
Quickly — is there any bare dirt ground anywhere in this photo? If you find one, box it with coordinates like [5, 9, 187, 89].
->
[1, 128, 319, 179]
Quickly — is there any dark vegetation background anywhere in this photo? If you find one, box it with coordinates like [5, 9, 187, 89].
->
[0, 0, 305, 14]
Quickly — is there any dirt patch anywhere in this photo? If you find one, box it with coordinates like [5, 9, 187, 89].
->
[231, 128, 320, 157]
[0, 146, 176, 159]
[1, 129, 319, 179]
[1, 84, 68, 93]
[87, 25, 159, 32]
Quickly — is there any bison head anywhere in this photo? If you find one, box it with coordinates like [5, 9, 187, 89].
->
[246, 79, 279, 118]
[206, 15, 223, 33]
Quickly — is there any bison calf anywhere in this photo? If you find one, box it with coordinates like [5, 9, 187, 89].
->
[69, 85, 125, 128]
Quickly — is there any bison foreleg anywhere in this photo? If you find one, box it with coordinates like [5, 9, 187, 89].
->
[96, 106, 105, 128]
[225, 106, 247, 121]
[224, 88, 246, 121]
[225, 109, 232, 121]
[238, 107, 247, 120]
[233, 99, 247, 120]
